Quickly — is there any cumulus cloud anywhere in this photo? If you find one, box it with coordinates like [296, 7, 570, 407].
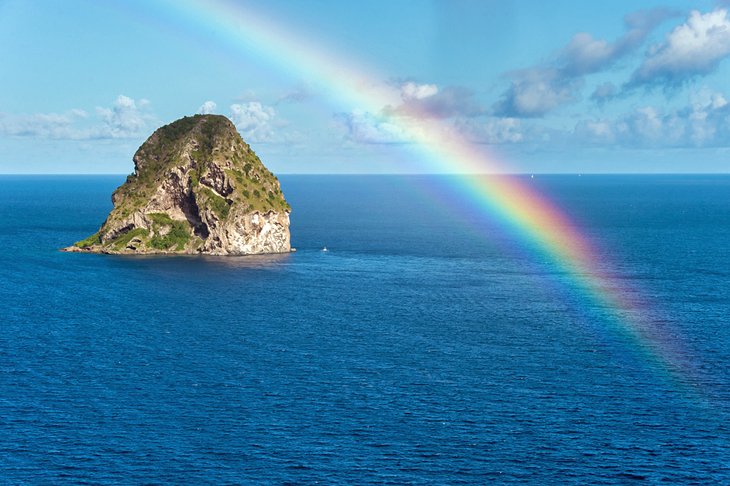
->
[685, 90, 729, 144]
[493, 66, 578, 118]
[630, 8, 730, 87]
[494, 8, 673, 117]
[574, 90, 730, 147]
[337, 107, 528, 146]
[336, 111, 412, 144]
[400, 82, 438, 100]
[493, 68, 583, 117]
[229, 102, 277, 142]
[386, 82, 484, 119]
[0, 95, 152, 140]
[574, 109, 666, 146]
[94, 95, 151, 138]
[198, 100, 217, 114]
[560, 33, 617, 76]
[336, 81, 528, 145]
[562, 8, 675, 76]
[0, 111, 84, 139]
[574, 119, 617, 144]
[455, 117, 527, 144]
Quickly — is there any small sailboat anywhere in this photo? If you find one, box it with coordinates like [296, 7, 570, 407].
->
[322, 246, 329, 252]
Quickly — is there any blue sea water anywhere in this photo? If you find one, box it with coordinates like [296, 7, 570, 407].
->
[0, 174, 729, 483]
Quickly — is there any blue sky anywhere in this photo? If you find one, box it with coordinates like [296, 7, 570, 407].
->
[1, 0, 729, 173]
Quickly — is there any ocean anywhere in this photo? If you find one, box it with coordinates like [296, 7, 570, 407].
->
[0, 174, 728, 483]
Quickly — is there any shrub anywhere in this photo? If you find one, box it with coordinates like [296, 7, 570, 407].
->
[201, 187, 230, 220]
[149, 220, 190, 250]
[148, 212, 173, 225]
[75, 232, 101, 248]
[111, 228, 149, 250]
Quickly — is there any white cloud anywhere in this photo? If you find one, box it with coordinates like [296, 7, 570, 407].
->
[0, 111, 81, 139]
[387, 84, 484, 119]
[198, 100, 217, 114]
[229, 102, 277, 142]
[576, 108, 669, 147]
[624, 106, 664, 140]
[631, 9, 730, 86]
[686, 90, 729, 143]
[456, 117, 526, 144]
[337, 111, 412, 144]
[400, 82, 438, 100]
[494, 68, 583, 117]
[561, 9, 675, 76]
[494, 8, 673, 116]
[562, 33, 617, 75]
[574, 90, 730, 147]
[492, 8, 680, 117]
[94, 95, 151, 138]
[576, 120, 616, 143]
[338, 109, 526, 146]
[0, 95, 152, 140]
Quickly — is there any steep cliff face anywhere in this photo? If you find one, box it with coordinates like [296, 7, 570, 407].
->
[66, 114, 291, 255]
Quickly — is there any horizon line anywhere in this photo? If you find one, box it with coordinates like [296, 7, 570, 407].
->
[0, 171, 729, 176]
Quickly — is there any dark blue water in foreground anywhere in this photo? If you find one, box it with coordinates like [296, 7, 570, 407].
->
[1, 175, 729, 483]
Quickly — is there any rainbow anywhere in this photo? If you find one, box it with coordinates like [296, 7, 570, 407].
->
[143, 0, 701, 389]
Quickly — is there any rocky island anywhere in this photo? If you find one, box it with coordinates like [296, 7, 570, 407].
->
[64, 114, 291, 255]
